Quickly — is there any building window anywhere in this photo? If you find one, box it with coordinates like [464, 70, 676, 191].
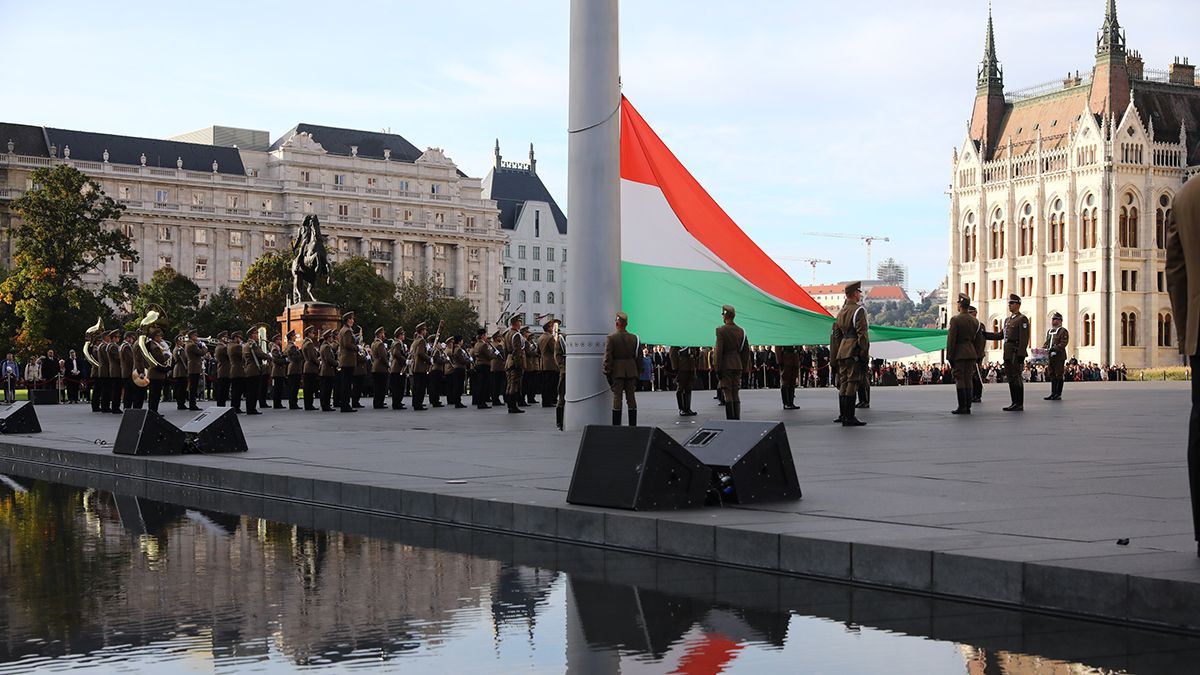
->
[1158, 271, 1166, 293]
[300, 170, 311, 183]
[303, 200, 314, 214]
[229, 231, 243, 246]
[469, 247, 480, 261]
[334, 174, 346, 186]
[366, 177, 378, 188]
[1119, 193, 1139, 247]
[397, 180, 409, 193]
[533, 246, 541, 261]
[1159, 313, 1174, 347]
[261, 198, 273, 212]
[194, 256, 208, 280]
[547, 247, 555, 262]
[192, 192, 204, 206]
[1121, 311, 1138, 346]
[158, 255, 172, 269]
[1018, 207, 1033, 256]
[1156, 193, 1171, 249]
[338, 238, 350, 253]
[562, 248, 567, 262]
[434, 244, 445, 259]
[120, 258, 134, 276]
[156, 189, 170, 203]
[518, 245, 527, 260]
[547, 269, 555, 283]
[1048, 199, 1066, 253]
[158, 226, 172, 241]
[371, 206, 382, 219]
[503, 288, 511, 301]
[535, 210, 540, 238]
[518, 268, 526, 281]
[1082, 313, 1095, 346]
[533, 269, 541, 282]
[469, 274, 479, 293]
[533, 291, 541, 304]
[403, 269, 414, 282]
[194, 228, 207, 245]
[264, 233, 277, 249]
[227, 194, 239, 209]
[466, 216, 476, 228]
[434, 212, 445, 224]
[430, 183, 441, 195]
[121, 223, 134, 239]
[403, 242, 415, 257]
[962, 211, 976, 262]
[518, 290, 526, 303]
[119, 186, 132, 201]
[338, 203, 350, 217]
[991, 319, 1001, 349]
[547, 292, 555, 304]
[504, 243, 511, 258]
[230, 259, 243, 281]
[990, 209, 1005, 259]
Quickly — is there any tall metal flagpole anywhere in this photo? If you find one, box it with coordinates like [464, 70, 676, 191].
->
[565, 0, 620, 430]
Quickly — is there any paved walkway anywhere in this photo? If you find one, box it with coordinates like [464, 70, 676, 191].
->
[2, 380, 1198, 632]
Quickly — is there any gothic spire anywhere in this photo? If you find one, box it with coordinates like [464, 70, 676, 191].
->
[977, 5, 1003, 94]
[1096, 0, 1125, 63]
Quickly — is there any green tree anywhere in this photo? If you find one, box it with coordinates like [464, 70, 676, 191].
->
[132, 267, 201, 334]
[394, 278, 482, 342]
[193, 287, 242, 337]
[237, 250, 291, 328]
[0, 164, 135, 355]
[314, 256, 400, 334]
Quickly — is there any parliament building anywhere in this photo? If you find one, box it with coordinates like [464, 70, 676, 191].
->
[947, 1, 1200, 367]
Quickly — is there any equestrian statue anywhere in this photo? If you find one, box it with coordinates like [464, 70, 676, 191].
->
[291, 215, 330, 304]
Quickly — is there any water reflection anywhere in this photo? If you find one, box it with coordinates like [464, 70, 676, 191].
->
[0, 468, 1197, 673]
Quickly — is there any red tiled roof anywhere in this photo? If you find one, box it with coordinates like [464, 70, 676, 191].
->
[866, 285, 910, 301]
[801, 284, 845, 295]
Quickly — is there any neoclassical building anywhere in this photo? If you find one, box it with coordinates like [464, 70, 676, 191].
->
[0, 122, 507, 325]
[948, 1, 1200, 367]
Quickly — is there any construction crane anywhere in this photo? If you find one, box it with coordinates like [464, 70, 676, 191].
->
[803, 232, 890, 277]
[777, 256, 831, 284]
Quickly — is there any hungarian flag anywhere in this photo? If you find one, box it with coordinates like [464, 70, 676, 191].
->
[619, 96, 945, 354]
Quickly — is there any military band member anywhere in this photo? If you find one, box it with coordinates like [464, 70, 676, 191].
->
[269, 334, 288, 409]
[490, 331, 506, 407]
[603, 311, 639, 425]
[1043, 312, 1069, 401]
[214, 332, 231, 407]
[228, 331, 245, 413]
[94, 329, 110, 413]
[170, 334, 187, 410]
[410, 322, 432, 411]
[981, 294, 1030, 411]
[429, 334, 449, 408]
[335, 312, 357, 413]
[714, 305, 751, 421]
[242, 330, 265, 415]
[470, 328, 493, 409]
[539, 319, 559, 407]
[185, 329, 206, 411]
[946, 293, 981, 415]
[319, 329, 338, 412]
[143, 326, 169, 412]
[105, 329, 122, 413]
[830, 282, 869, 427]
[119, 330, 137, 410]
[352, 331, 367, 409]
[968, 306, 986, 402]
[504, 315, 528, 414]
[389, 327, 409, 410]
[669, 346, 699, 416]
[776, 345, 801, 411]
[285, 330, 303, 409]
[259, 338, 271, 411]
[370, 327, 389, 409]
[449, 336, 471, 409]
[523, 325, 540, 406]
[552, 320, 566, 430]
[301, 326, 321, 410]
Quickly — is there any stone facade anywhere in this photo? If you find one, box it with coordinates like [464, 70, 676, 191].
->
[0, 123, 507, 326]
[948, 1, 1200, 367]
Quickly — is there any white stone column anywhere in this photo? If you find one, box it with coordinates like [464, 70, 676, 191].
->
[486, 247, 498, 326]
[455, 244, 467, 298]
[565, 0, 620, 430]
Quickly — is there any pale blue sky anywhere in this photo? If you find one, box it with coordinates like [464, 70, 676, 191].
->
[2, 0, 1193, 292]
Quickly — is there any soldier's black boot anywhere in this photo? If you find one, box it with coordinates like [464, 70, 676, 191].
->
[628, 410, 637, 427]
[556, 407, 564, 431]
[732, 403, 741, 420]
[834, 396, 845, 423]
[683, 391, 697, 416]
[612, 410, 621, 426]
[842, 397, 866, 426]
[780, 388, 788, 410]
[508, 397, 525, 414]
[677, 391, 686, 416]
[952, 389, 970, 414]
[724, 403, 734, 420]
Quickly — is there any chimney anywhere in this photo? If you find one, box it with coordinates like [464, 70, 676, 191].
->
[1170, 57, 1195, 86]
[1126, 50, 1144, 80]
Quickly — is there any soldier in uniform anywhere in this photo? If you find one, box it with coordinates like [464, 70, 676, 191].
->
[301, 326, 321, 411]
[336, 312, 358, 413]
[106, 330, 123, 413]
[968, 306, 986, 402]
[369, 327, 389, 409]
[523, 325, 541, 406]
[777, 345, 801, 410]
[539, 319, 559, 407]
[228, 331, 245, 413]
[389, 327, 409, 410]
[714, 305, 751, 420]
[470, 328, 493, 409]
[410, 322, 432, 411]
[429, 332, 449, 408]
[830, 282, 869, 427]
[603, 311, 639, 425]
[145, 326, 170, 412]
[669, 346, 699, 416]
[285, 330, 303, 410]
[551, 320, 567, 430]
[1043, 312, 1070, 401]
[214, 331, 231, 407]
[490, 331, 506, 407]
[449, 336, 471, 409]
[982, 294, 1031, 411]
[119, 330, 137, 410]
[184, 329, 206, 411]
[266, 334, 285, 409]
[94, 329, 110, 413]
[501, 315, 527, 414]
[351, 330, 367, 409]
[242, 329, 265, 415]
[171, 334, 188, 410]
[318, 329, 338, 412]
[946, 293, 981, 415]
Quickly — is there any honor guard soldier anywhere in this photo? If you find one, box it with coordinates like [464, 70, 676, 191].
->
[968, 306, 986, 402]
[449, 336, 471, 409]
[171, 334, 188, 410]
[228, 331, 245, 412]
[336, 312, 358, 413]
[214, 331, 231, 407]
[714, 305, 751, 420]
[318, 329, 338, 411]
[429, 332, 449, 408]
[145, 326, 170, 412]
[185, 329, 206, 411]
[946, 293, 981, 414]
[389, 327, 409, 410]
[523, 324, 541, 406]
[269, 334, 288, 409]
[490, 331, 507, 407]
[776, 345, 801, 410]
[105, 329, 122, 413]
[668, 346, 699, 417]
[470, 328, 494, 409]
[830, 282, 869, 426]
[119, 330, 138, 410]
[504, 315, 528, 414]
[352, 332, 367, 409]
[1043, 312, 1069, 400]
[551, 320, 567, 430]
[285, 330, 303, 409]
[301, 326, 321, 410]
[94, 329, 111, 413]
[242, 329, 265, 415]
[539, 319, 559, 407]
[370, 327, 389, 409]
[410, 322, 432, 411]
[982, 294, 1031, 411]
[603, 312, 639, 425]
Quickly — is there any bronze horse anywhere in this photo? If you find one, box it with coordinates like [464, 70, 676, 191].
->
[291, 215, 330, 304]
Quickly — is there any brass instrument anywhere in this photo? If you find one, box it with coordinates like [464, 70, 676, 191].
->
[247, 323, 270, 370]
[82, 316, 103, 368]
[134, 304, 169, 386]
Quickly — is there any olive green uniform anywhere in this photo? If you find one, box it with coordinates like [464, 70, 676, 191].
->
[830, 300, 869, 397]
[603, 329, 640, 414]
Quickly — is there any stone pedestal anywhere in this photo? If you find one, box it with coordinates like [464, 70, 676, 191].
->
[278, 303, 341, 346]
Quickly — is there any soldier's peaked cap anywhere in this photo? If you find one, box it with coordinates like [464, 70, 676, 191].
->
[231, 331, 243, 339]
[476, 327, 488, 337]
[1008, 294, 1022, 304]
[375, 326, 385, 336]
[722, 305, 736, 317]
[957, 293, 971, 304]
[216, 330, 229, 339]
[393, 326, 406, 337]
[286, 329, 297, 337]
[320, 329, 334, 339]
[845, 281, 862, 295]
[304, 325, 318, 334]
[187, 328, 198, 336]
[1052, 311, 1063, 320]
[414, 321, 427, 332]
[968, 305, 977, 312]
[341, 311, 355, 322]
[615, 311, 628, 322]
[123, 330, 136, 339]
[543, 318, 559, 330]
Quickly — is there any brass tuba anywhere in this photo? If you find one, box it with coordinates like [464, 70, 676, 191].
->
[82, 316, 103, 368]
[135, 304, 171, 386]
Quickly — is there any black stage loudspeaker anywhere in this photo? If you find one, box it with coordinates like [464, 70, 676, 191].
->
[566, 425, 708, 511]
[683, 420, 802, 504]
[29, 389, 58, 405]
[0, 401, 41, 434]
[181, 407, 247, 454]
[113, 409, 186, 456]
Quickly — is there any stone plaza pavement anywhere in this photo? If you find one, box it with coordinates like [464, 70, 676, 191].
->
[1, 380, 1198, 632]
